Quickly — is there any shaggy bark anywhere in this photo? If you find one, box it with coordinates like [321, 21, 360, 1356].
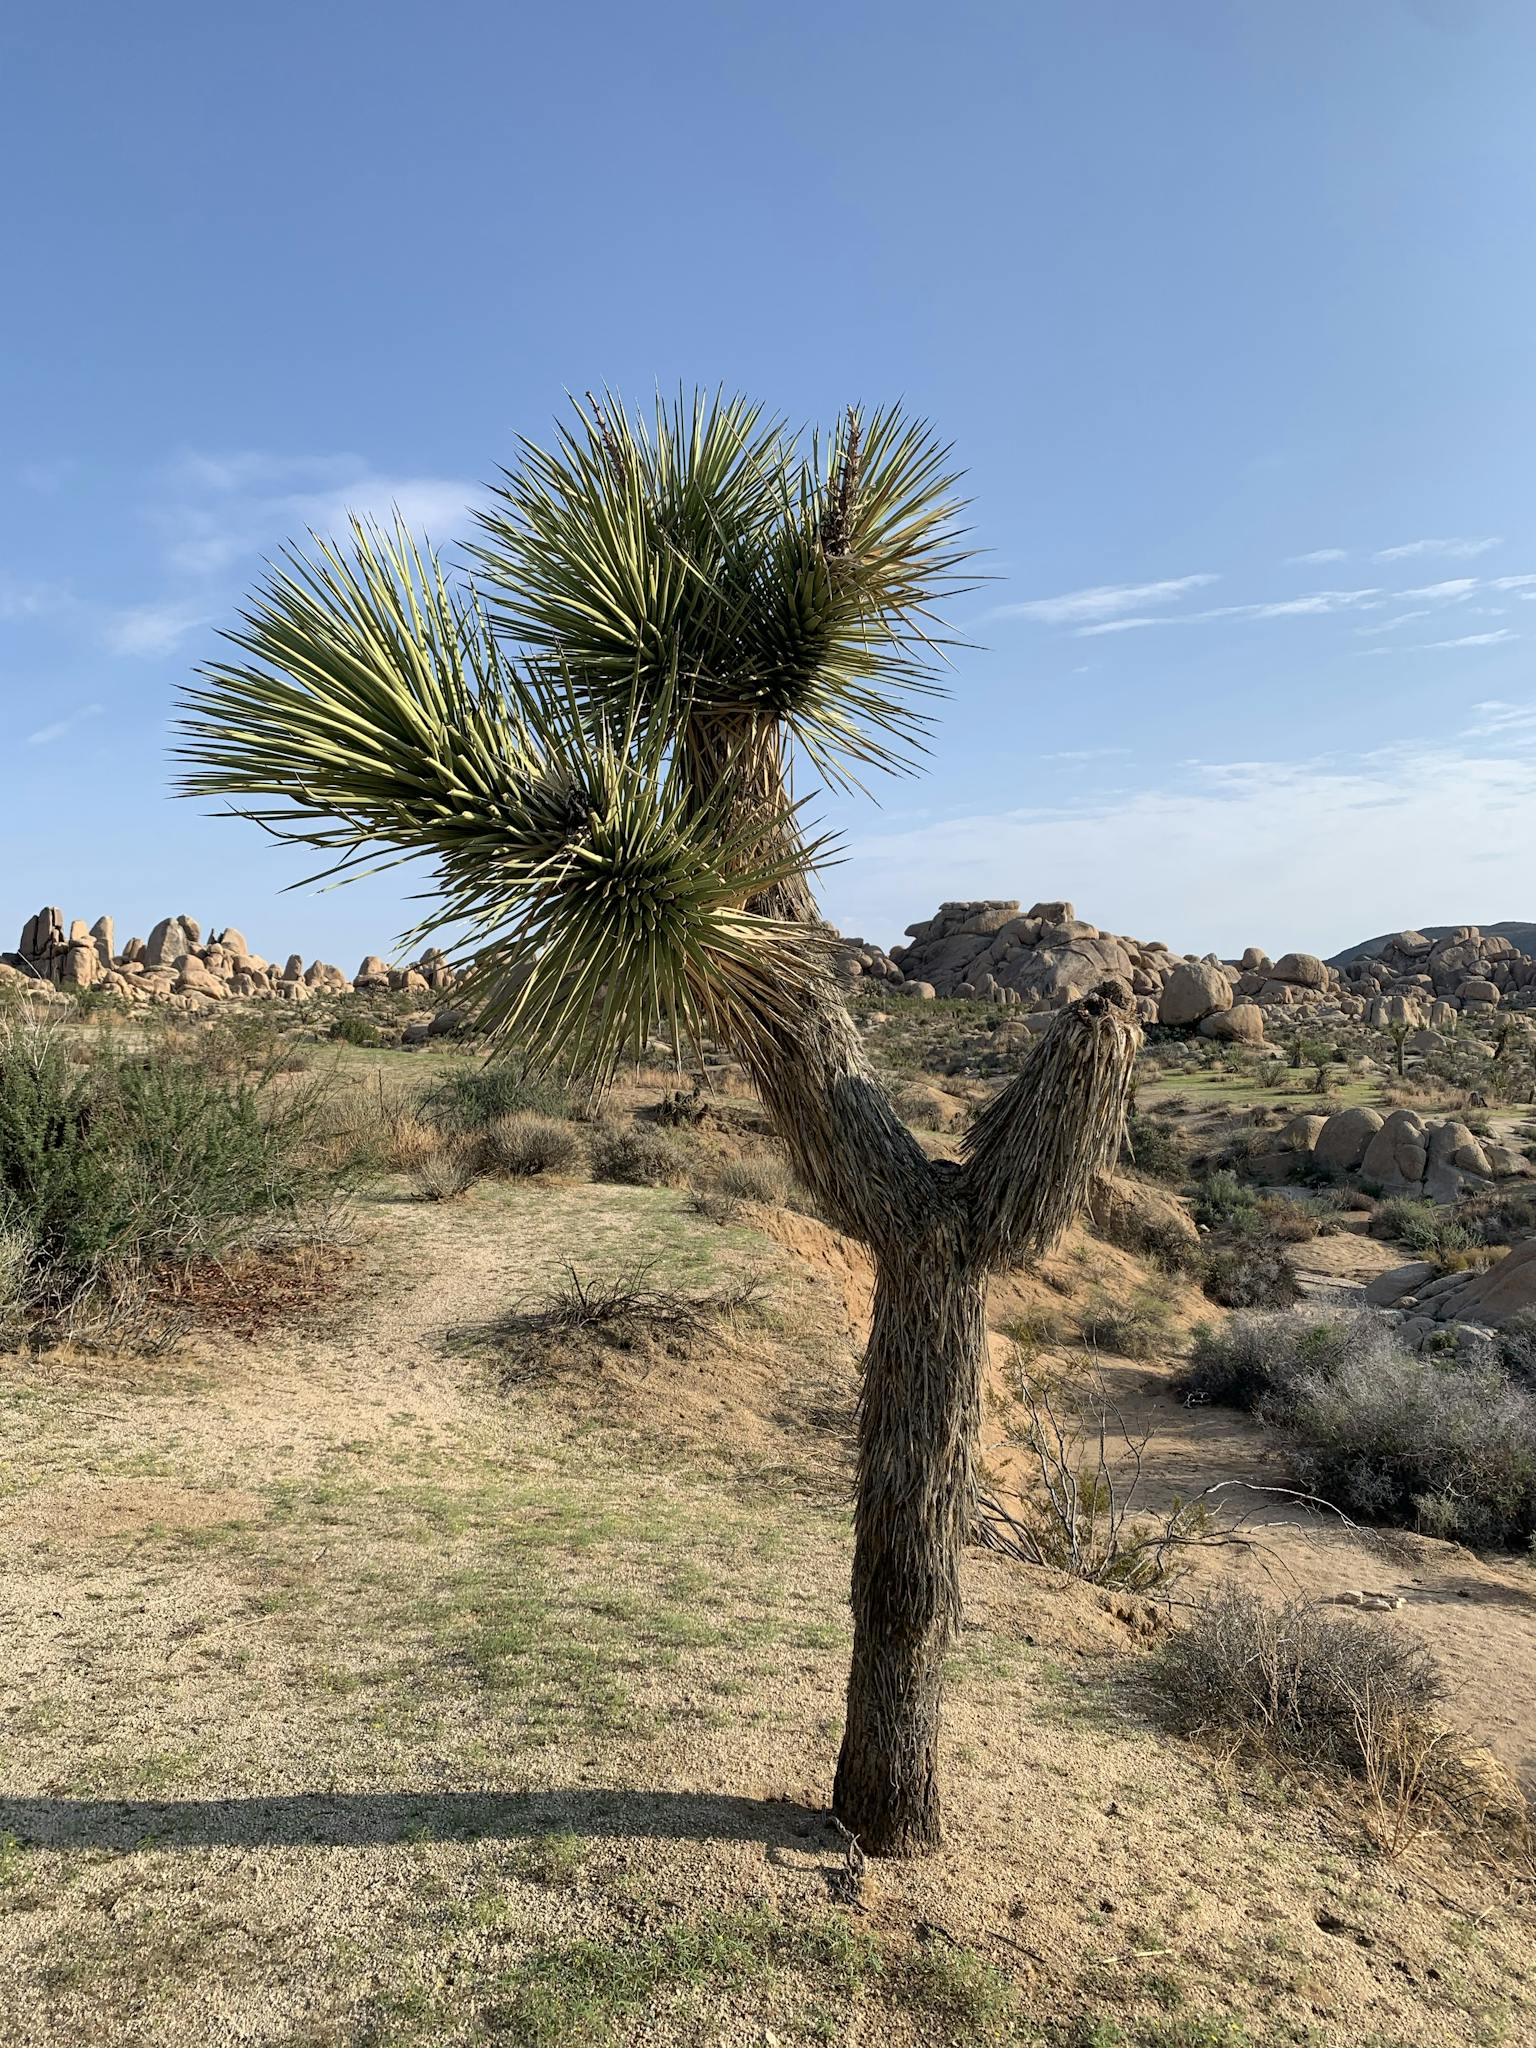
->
[716, 731, 1140, 1855]
[739, 971, 1139, 1854]
[834, 1201, 988, 1853]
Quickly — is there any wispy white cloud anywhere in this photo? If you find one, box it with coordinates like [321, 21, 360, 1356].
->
[1465, 699, 1536, 737]
[1356, 611, 1430, 636]
[1075, 588, 1383, 636]
[1374, 536, 1502, 562]
[103, 600, 212, 658]
[829, 727, 1536, 958]
[1041, 747, 1131, 763]
[146, 450, 478, 579]
[1398, 578, 1479, 601]
[26, 701, 103, 747]
[0, 573, 71, 620]
[993, 573, 1218, 625]
[1415, 629, 1517, 650]
[1287, 547, 1348, 564]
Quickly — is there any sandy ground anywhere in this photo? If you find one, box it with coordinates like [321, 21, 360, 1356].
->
[3, 1178, 1536, 2045]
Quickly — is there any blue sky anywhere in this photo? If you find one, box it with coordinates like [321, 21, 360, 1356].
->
[4, 0, 1534, 967]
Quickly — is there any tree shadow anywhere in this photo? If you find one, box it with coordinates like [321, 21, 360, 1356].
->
[0, 1785, 834, 1856]
[1429, 1574, 1536, 1614]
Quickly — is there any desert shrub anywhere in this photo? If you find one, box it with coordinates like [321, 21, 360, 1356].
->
[1458, 1183, 1536, 1247]
[1200, 1239, 1300, 1309]
[692, 1151, 792, 1221]
[1257, 1194, 1321, 1243]
[0, 1018, 333, 1322]
[522, 1261, 760, 1339]
[1192, 1308, 1536, 1545]
[330, 1010, 382, 1048]
[480, 1112, 585, 1179]
[718, 1153, 791, 1206]
[1147, 1586, 1442, 1779]
[1285, 1346, 1536, 1547]
[998, 1305, 1068, 1364]
[589, 1122, 689, 1187]
[1373, 1196, 1479, 1264]
[983, 1374, 1209, 1591]
[424, 1061, 571, 1131]
[0, 1216, 35, 1342]
[1183, 1309, 1366, 1411]
[1122, 1114, 1189, 1184]
[1078, 1280, 1177, 1361]
[411, 1144, 480, 1202]
[335, 1075, 441, 1173]
[1499, 1310, 1536, 1386]
[187, 1007, 310, 1078]
[1192, 1169, 1262, 1236]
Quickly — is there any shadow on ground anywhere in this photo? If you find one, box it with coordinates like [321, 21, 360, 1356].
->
[0, 1787, 833, 1854]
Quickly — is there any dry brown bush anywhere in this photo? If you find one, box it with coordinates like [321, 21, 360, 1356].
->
[411, 1142, 480, 1202]
[480, 1112, 587, 1178]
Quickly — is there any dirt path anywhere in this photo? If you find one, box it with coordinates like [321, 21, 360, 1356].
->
[3, 1185, 1535, 2046]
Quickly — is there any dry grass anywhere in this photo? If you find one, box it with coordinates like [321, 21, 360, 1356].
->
[5, 1141, 1536, 2046]
[478, 1112, 587, 1179]
[411, 1143, 481, 1202]
[589, 1121, 691, 1187]
[1146, 1588, 1526, 1857]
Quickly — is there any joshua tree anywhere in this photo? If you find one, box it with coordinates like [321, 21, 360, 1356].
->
[176, 392, 1139, 1855]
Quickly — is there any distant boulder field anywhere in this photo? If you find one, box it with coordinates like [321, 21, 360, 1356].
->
[833, 899, 1535, 1040]
[5, 896, 1533, 1038]
[1, 905, 457, 1011]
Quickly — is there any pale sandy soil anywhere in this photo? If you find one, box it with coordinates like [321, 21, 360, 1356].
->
[2, 1178, 1535, 2046]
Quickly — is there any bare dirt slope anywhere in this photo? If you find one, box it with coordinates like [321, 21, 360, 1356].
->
[3, 1180, 1535, 2046]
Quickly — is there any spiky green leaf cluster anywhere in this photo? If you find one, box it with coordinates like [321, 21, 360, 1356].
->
[471, 391, 972, 786]
[176, 517, 824, 1073]
[175, 392, 972, 1077]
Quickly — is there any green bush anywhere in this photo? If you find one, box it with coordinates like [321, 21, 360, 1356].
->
[0, 1019, 332, 1323]
[0, 1216, 35, 1341]
[589, 1122, 689, 1187]
[424, 1060, 571, 1130]
[1373, 1196, 1479, 1262]
[1499, 1309, 1536, 1386]
[1192, 1169, 1262, 1236]
[330, 1010, 383, 1048]
[1183, 1310, 1362, 1410]
[1122, 1114, 1189, 1184]
[1078, 1281, 1177, 1361]
[1285, 1347, 1536, 1547]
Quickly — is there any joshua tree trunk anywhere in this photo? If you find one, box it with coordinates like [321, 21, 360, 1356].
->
[739, 956, 1141, 1856]
[834, 1229, 988, 1853]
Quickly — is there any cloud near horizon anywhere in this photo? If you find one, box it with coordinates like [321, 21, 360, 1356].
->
[825, 718, 1536, 958]
[26, 701, 103, 746]
[991, 572, 1218, 625]
[148, 450, 479, 581]
[1374, 536, 1503, 561]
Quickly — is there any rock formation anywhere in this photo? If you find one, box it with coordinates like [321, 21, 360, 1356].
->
[1252, 1105, 1531, 1205]
[832, 904, 1536, 1045]
[1, 907, 458, 1015]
